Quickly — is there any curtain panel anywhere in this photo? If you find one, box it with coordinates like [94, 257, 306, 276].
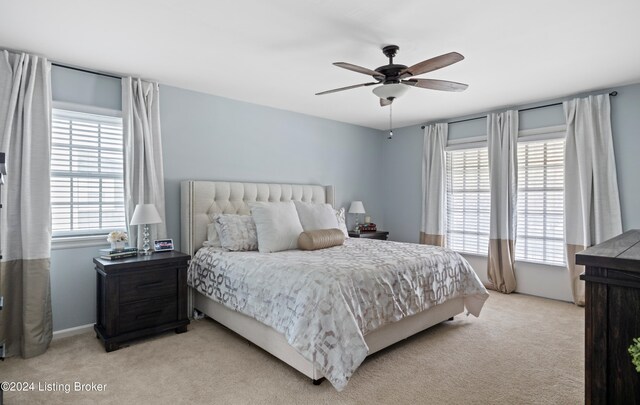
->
[122, 77, 167, 248]
[487, 110, 518, 293]
[420, 123, 447, 247]
[0, 50, 53, 358]
[564, 94, 622, 305]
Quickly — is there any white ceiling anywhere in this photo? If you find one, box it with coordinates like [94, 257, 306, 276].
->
[2, 0, 639, 130]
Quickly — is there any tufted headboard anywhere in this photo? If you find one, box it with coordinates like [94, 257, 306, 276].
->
[180, 181, 335, 257]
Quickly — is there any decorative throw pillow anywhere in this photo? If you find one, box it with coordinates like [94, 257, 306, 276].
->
[249, 201, 304, 253]
[293, 201, 340, 231]
[335, 207, 350, 238]
[202, 222, 222, 248]
[298, 228, 345, 251]
[213, 214, 258, 251]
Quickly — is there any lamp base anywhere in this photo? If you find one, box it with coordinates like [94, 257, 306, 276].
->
[140, 224, 153, 256]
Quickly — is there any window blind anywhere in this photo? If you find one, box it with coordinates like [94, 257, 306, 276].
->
[446, 147, 490, 255]
[51, 109, 126, 237]
[516, 138, 565, 266]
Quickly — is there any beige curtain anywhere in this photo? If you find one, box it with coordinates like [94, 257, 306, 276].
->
[0, 50, 53, 358]
[420, 123, 447, 247]
[564, 94, 622, 305]
[487, 111, 518, 293]
[122, 77, 167, 248]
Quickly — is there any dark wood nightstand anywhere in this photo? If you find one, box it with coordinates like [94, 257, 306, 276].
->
[94, 251, 191, 352]
[348, 231, 389, 240]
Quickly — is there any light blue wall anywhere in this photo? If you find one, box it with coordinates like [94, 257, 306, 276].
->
[51, 65, 121, 110]
[380, 83, 640, 244]
[610, 84, 640, 231]
[49, 68, 384, 331]
[50, 66, 122, 332]
[159, 85, 385, 251]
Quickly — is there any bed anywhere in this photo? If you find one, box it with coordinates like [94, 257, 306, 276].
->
[180, 180, 489, 390]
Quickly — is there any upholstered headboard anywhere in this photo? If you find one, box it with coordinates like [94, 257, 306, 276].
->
[180, 181, 335, 257]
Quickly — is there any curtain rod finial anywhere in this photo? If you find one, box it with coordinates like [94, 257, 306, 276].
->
[610, 91, 618, 97]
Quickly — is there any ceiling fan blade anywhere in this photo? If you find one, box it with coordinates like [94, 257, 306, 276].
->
[402, 78, 468, 92]
[315, 82, 377, 96]
[334, 62, 385, 79]
[399, 52, 464, 78]
[380, 98, 393, 107]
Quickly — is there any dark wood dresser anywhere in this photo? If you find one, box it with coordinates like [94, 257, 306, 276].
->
[576, 230, 640, 404]
[94, 251, 191, 352]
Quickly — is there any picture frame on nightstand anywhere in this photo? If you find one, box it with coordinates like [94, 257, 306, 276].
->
[154, 239, 174, 252]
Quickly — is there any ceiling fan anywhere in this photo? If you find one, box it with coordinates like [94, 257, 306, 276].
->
[316, 45, 468, 107]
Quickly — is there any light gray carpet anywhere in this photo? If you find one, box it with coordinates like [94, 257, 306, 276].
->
[3, 293, 583, 404]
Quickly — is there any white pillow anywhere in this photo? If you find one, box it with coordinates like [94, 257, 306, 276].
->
[213, 214, 258, 251]
[202, 222, 222, 248]
[335, 207, 350, 238]
[249, 201, 304, 253]
[293, 201, 340, 231]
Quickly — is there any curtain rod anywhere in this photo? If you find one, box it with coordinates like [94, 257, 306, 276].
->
[420, 91, 618, 129]
[51, 62, 122, 80]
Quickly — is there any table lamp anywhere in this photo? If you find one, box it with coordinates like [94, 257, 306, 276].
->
[130, 204, 162, 255]
[348, 201, 366, 232]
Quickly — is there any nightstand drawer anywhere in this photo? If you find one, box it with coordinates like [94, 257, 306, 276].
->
[119, 297, 177, 333]
[119, 267, 177, 303]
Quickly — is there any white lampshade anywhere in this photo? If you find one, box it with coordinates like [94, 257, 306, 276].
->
[130, 204, 162, 226]
[372, 83, 409, 100]
[348, 201, 366, 214]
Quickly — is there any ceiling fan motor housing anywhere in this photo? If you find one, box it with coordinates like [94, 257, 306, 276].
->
[377, 45, 406, 84]
[375, 64, 408, 84]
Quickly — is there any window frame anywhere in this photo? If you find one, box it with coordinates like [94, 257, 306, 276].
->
[443, 125, 567, 269]
[50, 101, 125, 250]
[445, 143, 491, 256]
[514, 126, 566, 267]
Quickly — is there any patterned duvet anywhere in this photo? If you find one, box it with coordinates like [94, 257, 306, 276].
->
[187, 238, 489, 390]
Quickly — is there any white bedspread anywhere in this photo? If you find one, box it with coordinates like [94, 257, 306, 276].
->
[187, 238, 489, 390]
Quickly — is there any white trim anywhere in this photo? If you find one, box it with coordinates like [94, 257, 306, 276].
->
[52, 323, 94, 340]
[447, 135, 486, 145]
[518, 124, 566, 143]
[445, 135, 486, 151]
[52, 234, 110, 250]
[444, 124, 566, 151]
[52, 100, 122, 118]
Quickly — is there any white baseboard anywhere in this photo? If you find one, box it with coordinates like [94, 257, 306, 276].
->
[52, 324, 94, 340]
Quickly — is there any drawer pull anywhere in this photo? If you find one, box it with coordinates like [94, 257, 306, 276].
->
[135, 310, 163, 320]
[136, 280, 163, 289]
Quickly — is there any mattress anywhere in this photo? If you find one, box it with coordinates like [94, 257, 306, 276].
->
[187, 238, 489, 390]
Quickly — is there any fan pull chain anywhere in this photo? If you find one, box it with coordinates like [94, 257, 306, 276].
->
[388, 103, 393, 139]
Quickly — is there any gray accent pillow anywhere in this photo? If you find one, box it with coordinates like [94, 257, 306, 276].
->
[213, 214, 258, 251]
[202, 222, 222, 248]
[335, 207, 350, 238]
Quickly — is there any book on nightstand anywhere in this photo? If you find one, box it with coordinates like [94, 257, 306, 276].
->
[100, 247, 138, 260]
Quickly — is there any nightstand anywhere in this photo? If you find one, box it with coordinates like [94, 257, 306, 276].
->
[348, 231, 389, 240]
[94, 251, 191, 352]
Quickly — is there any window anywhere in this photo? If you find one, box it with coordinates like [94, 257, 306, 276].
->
[51, 108, 126, 237]
[516, 138, 565, 266]
[446, 147, 490, 255]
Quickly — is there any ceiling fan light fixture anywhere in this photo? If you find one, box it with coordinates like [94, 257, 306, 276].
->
[372, 83, 409, 100]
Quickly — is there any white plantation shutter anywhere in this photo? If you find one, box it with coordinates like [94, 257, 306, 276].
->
[51, 109, 126, 236]
[516, 138, 565, 265]
[446, 147, 490, 254]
